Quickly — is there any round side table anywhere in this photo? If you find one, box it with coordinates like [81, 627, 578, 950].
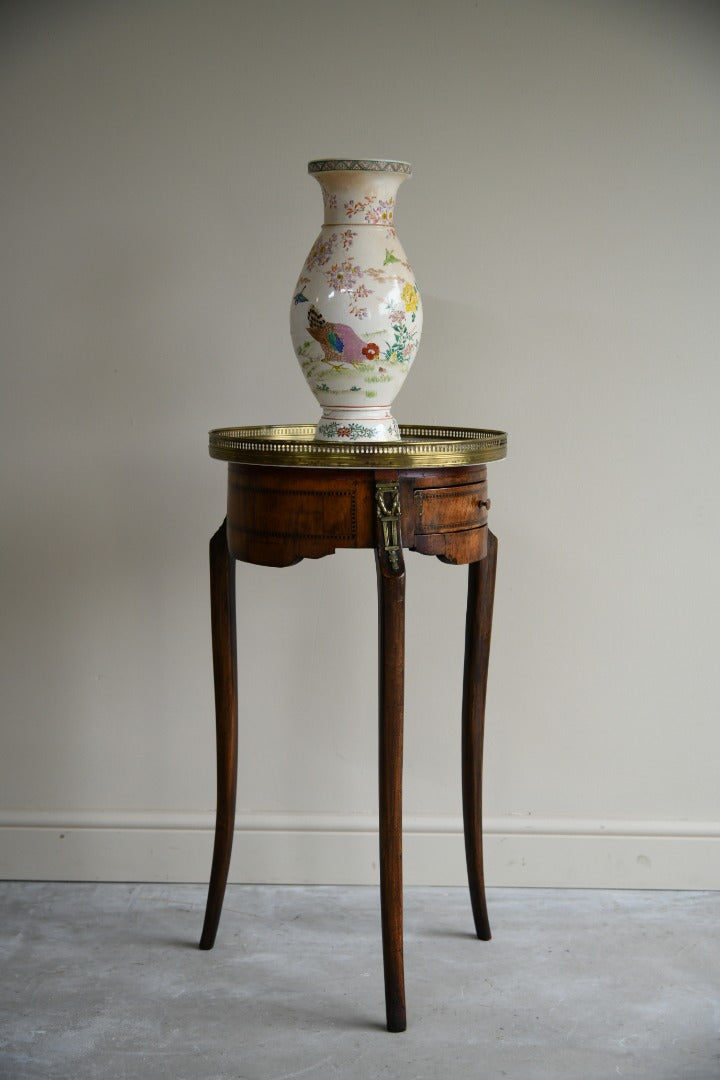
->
[200, 424, 507, 1032]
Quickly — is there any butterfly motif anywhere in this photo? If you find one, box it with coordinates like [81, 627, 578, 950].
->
[294, 290, 310, 305]
[383, 250, 400, 265]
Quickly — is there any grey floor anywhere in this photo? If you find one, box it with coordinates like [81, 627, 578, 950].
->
[1, 884, 719, 1080]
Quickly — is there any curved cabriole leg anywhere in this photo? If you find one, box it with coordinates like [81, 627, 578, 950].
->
[199, 520, 238, 950]
[462, 530, 498, 941]
[375, 481, 407, 1033]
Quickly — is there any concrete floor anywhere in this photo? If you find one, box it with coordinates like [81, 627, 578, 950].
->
[1, 884, 718, 1080]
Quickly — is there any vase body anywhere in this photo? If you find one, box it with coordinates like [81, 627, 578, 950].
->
[290, 158, 422, 442]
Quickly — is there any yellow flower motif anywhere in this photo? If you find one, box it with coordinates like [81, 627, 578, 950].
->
[402, 282, 418, 313]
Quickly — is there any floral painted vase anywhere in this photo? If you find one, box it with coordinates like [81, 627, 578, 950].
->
[290, 158, 422, 442]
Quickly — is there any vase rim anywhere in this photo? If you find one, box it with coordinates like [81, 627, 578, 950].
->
[308, 158, 412, 176]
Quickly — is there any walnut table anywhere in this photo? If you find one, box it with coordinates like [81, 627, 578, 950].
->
[200, 424, 507, 1032]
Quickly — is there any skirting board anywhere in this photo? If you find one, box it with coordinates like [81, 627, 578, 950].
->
[1, 813, 719, 889]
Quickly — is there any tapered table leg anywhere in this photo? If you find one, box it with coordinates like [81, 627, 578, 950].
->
[199, 519, 238, 950]
[375, 481, 406, 1033]
[461, 530, 498, 941]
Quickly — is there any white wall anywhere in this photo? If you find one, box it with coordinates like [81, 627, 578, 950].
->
[2, 0, 719, 888]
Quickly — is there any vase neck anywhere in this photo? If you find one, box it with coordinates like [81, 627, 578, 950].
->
[312, 169, 408, 227]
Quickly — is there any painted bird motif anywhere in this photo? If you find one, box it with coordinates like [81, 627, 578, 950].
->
[307, 306, 379, 368]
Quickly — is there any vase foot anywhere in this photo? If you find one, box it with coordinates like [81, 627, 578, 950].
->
[315, 407, 401, 444]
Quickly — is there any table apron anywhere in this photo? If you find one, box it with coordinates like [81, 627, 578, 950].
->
[226, 463, 490, 566]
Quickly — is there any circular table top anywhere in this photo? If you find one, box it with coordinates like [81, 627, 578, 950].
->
[209, 424, 507, 469]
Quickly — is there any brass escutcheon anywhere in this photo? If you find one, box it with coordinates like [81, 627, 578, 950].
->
[375, 482, 402, 571]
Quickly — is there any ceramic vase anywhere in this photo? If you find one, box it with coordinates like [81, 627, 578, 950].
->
[290, 158, 422, 443]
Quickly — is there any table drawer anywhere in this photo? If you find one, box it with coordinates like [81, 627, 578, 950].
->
[413, 481, 489, 534]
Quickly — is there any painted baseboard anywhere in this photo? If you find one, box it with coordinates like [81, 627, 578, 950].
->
[1, 811, 718, 889]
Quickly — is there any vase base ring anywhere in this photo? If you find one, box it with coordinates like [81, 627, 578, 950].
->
[315, 407, 401, 444]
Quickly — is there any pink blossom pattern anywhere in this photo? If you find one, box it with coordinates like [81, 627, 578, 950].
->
[341, 229, 357, 250]
[322, 191, 337, 210]
[326, 258, 362, 293]
[368, 199, 394, 225]
[349, 282, 371, 319]
[344, 194, 395, 224]
[305, 234, 338, 270]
